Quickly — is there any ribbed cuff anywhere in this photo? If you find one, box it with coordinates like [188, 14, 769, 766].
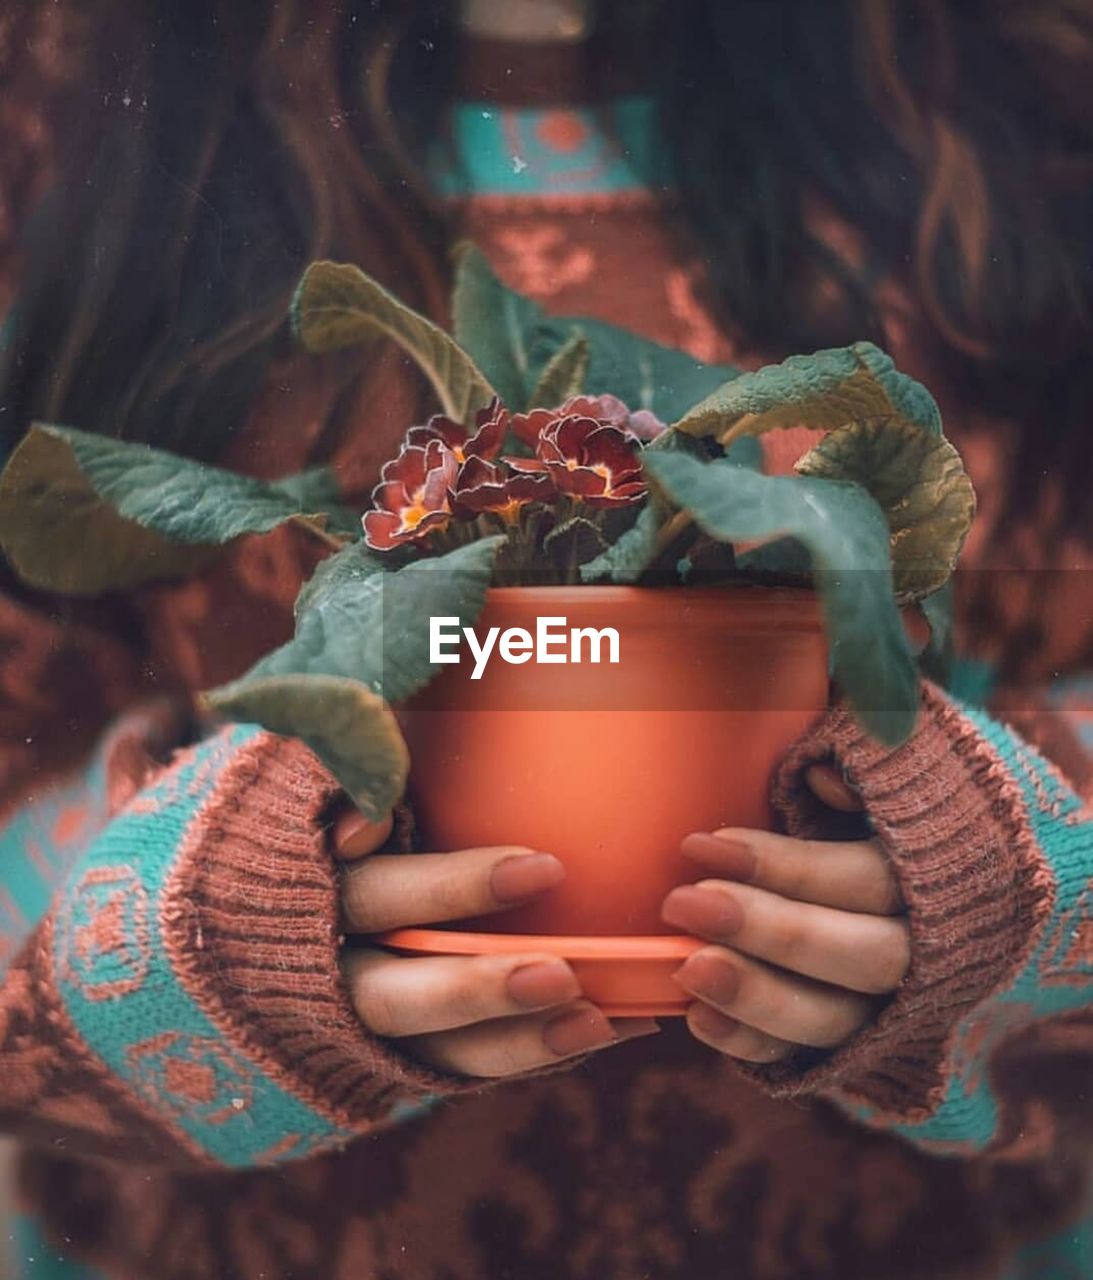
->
[749, 683, 1054, 1120]
[161, 730, 480, 1130]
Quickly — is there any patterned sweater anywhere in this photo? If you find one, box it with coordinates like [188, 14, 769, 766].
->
[2, 89, 1093, 1280]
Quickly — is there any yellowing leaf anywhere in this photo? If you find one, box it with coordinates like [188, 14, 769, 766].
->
[674, 342, 941, 445]
[293, 260, 496, 422]
[795, 417, 976, 601]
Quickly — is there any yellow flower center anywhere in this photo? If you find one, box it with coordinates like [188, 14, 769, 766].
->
[401, 502, 429, 530]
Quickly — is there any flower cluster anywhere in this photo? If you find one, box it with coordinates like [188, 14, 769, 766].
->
[363, 395, 664, 551]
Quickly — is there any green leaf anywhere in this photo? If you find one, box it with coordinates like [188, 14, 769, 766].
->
[293, 260, 496, 423]
[854, 343, 942, 435]
[724, 435, 764, 470]
[293, 538, 384, 621]
[918, 582, 955, 687]
[203, 675, 408, 821]
[529, 333, 590, 408]
[735, 536, 813, 577]
[247, 536, 505, 703]
[580, 504, 661, 583]
[674, 342, 941, 445]
[795, 417, 975, 601]
[0, 424, 329, 595]
[451, 244, 739, 420]
[542, 514, 608, 573]
[272, 468, 361, 538]
[529, 316, 740, 423]
[451, 242, 541, 409]
[645, 451, 918, 744]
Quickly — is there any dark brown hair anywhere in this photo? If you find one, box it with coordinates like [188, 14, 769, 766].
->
[2, 0, 1091, 537]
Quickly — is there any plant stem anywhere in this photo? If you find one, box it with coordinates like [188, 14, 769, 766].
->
[297, 519, 349, 553]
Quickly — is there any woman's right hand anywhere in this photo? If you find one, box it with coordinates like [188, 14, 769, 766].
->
[332, 811, 659, 1079]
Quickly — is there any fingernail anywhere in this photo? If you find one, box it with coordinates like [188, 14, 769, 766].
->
[680, 833, 757, 881]
[491, 853, 565, 904]
[673, 950, 740, 1006]
[542, 1004, 616, 1056]
[662, 884, 744, 937]
[508, 960, 581, 1010]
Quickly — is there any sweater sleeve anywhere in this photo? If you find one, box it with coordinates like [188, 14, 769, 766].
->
[749, 678, 1093, 1163]
[0, 716, 482, 1171]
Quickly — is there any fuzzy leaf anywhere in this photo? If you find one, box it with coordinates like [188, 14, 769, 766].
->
[674, 342, 941, 446]
[918, 582, 955, 686]
[203, 675, 408, 821]
[529, 316, 740, 423]
[451, 243, 541, 409]
[542, 514, 608, 571]
[795, 417, 975, 600]
[735, 536, 813, 577]
[293, 260, 496, 423]
[451, 245, 739, 420]
[530, 333, 590, 408]
[579, 504, 661, 584]
[0, 424, 329, 595]
[293, 538, 384, 621]
[247, 537, 504, 703]
[645, 451, 918, 744]
[272, 468, 361, 538]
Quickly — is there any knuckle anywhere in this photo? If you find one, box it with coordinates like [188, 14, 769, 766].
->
[770, 909, 810, 968]
[452, 956, 511, 1021]
[340, 861, 383, 931]
[359, 989, 403, 1037]
[475, 1038, 528, 1079]
[348, 970, 402, 1036]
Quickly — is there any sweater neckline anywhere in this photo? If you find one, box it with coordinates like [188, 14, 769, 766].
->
[429, 96, 672, 201]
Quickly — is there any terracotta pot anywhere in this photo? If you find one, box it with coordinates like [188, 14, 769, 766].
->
[382, 585, 829, 1015]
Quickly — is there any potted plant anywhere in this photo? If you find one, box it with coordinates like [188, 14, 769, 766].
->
[0, 247, 974, 1014]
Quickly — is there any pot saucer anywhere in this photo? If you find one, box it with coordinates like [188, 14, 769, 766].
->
[377, 928, 704, 1017]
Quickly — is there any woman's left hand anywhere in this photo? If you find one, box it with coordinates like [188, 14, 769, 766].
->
[662, 765, 910, 1064]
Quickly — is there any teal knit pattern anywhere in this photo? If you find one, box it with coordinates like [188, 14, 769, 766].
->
[851, 700, 1093, 1154]
[0, 751, 112, 979]
[430, 96, 671, 198]
[49, 725, 358, 1167]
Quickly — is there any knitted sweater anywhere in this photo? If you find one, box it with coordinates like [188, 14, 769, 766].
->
[3, 88, 1093, 1280]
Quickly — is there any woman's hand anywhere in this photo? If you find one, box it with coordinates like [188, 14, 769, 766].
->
[332, 812, 658, 1078]
[663, 766, 910, 1064]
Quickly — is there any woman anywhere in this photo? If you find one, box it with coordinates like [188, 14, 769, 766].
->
[0, 1, 1090, 1276]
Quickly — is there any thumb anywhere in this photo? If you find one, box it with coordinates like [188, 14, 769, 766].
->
[332, 806, 396, 860]
[804, 763, 864, 813]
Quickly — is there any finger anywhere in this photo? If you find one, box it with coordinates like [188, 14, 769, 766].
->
[407, 1005, 660, 1079]
[680, 828, 903, 915]
[662, 880, 910, 995]
[343, 948, 582, 1037]
[684, 1002, 795, 1064]
[341, 846, 564, 933]
[804, 763, 864, 813]
[673, 945, 879, 1048]
[332, 808, 395, 860]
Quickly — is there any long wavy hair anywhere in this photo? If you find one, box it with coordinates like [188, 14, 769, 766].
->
[1, 0, 1091, 537]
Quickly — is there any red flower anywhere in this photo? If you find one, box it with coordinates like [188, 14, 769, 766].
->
[510, 413, 645, 507]
[405, 397, 509, 463]
[453, 456, 556, 522]
[363, 438, 459, 550]
[512, 394, 665, 448]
